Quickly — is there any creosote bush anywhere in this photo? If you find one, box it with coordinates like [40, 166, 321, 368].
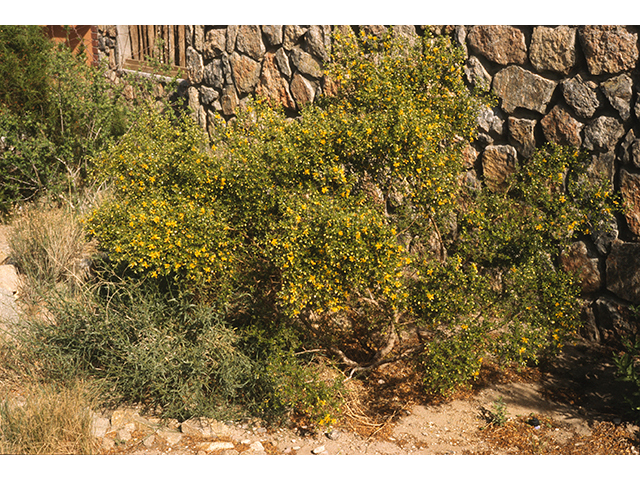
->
[84, 28, 620, 407]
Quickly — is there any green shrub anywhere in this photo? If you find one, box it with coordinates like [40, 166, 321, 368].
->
[0, 26, 164, 212]
[614, 335, 640, 419]
[84, 27, 620, 406]
[13, 275, 253, 421]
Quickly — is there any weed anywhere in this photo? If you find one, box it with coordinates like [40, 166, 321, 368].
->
[0, 381, 99, 454]
[480, 396, 508, 427]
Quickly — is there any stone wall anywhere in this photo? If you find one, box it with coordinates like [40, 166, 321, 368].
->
[97, 25, 640, 344]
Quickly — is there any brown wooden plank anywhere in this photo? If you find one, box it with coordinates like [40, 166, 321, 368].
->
[129, 25, 140, 61]
[168, 25, 175, 66]
[147, 25, 155, 60]
[139, 25, 147, 60]
[123, 58, 187, 79]
[177, 25, 186, 67]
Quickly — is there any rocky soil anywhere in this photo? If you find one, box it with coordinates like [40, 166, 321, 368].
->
[1, 224, 639, 455]
[80, 339, 639, 456]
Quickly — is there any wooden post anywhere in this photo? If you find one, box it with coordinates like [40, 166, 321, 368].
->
[178, 25, 186, 67]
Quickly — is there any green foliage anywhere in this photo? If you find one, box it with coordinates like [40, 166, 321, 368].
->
[0, 26, 163, 212]
[614, 335, 640, 418]
[72, 26, 622, 415]
[86, 109, 238, 305]
[481, 396, 508, 427]
[0, 26, 53, 117]
[14, 277, 253, 421]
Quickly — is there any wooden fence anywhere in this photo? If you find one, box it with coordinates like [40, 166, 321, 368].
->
[119, 25, 187, 78]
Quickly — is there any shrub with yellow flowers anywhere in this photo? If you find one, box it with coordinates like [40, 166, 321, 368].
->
[85, 27, 621, 410]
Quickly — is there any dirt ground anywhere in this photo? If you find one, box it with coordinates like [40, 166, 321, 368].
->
[95, 338, 639, 456]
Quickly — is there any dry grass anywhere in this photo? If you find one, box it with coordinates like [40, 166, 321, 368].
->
[7, 201, 97, 293]
[0, 380, 99, 454]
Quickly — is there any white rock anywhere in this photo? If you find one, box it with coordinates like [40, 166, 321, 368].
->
[157, 429, 184, 445]
[198, 441, 235, 452]
[312, 445, 326, 454]
[248, 440, 265, 452]
[91, 416, 111, 438]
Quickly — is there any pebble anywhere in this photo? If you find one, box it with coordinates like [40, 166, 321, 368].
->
[326, 430, 341, 440]
[312, 445, 326, 454]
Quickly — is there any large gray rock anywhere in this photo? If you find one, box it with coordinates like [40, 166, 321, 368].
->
[203, 60, 224, 90]
[530, 26, 577, 75]
[275, 48, 292, 78]
[193, 25, 205, 51]
[220, 85, 239, 116]
[464, 56, 491, 91]
[256, 52, 296, 110]
[591, 213, 619, 256]
[226, 25, 238, 53]
[586, 151, 616, 187]
[467, 25, 527, 65]
[492, 65, 557, 114]
[620, 169, 640, 237]
[229, 52, 261, 95]
[593, 295, 638, 341]
[579, 25, 639, 75]
[477, 106, 504, 143]
[289, 48, 323, 79]
[540, 104, 583, 147]
[561, 75, 600, 119]
[290, 72, 316, 107]
[606, 240, 640, 303]
[203, 28, 226, 60]
[481, 144, 518, 192]
[235, 25, 265, 61]
[600, 74, 633, 121]
[262, 25, 283, 46]
[508, 117, 537, 158]
[186, 47, 204, 84]
[560, 241, 602, 294]
[620, 129, 640, 169]
[582, 116, 624, 151]
[283, 25, 307, 50]
[580, 301, 601, 343]
[199, 86, 219, 105]
[304, 25, 330, 62]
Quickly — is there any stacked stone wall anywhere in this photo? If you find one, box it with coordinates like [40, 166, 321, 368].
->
[97, 25, 640, 344]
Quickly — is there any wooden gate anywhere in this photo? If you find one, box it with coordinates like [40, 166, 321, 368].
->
[118, 25, 187, 78]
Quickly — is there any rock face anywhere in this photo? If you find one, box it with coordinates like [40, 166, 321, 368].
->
[467, 26, 527, 65]
[620, 169, 640, 237]
[481, 144, 517, 192]
[560, 241, 602, 294]
[508, 117, 537, 158]
[579, 26, 638, 75]
[561, 75, 600, 119]
[607, 241, 640, 304]
[530, 26, 577, 74]
[492, 66, 557, 114]
[583, 116, 625, 152]
[601, 74, 633, 121]
[540, 105, 583, 147]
